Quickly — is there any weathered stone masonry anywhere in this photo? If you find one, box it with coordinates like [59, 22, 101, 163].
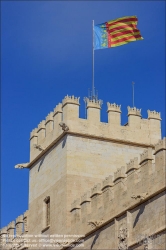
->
[1, 95, 165, 250]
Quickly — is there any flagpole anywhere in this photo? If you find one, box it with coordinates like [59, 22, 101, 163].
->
[92, 20, 95, 99]
[132, 81, 135, 107]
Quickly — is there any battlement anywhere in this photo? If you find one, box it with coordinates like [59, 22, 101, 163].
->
[30, 128, 38, 140]
[45, 112, 53, 124]
[0, 227, 7, 235]
[37, 120, 45, 132]
[127, 106, 141, 116]
[114, 166, 126, 183]
[140, 147, 153, 164]
[86, 99, 102, 109]
[7, 221, 15, 242]
[71, 198, 81, 212]
[7, 221, 15, 230]
[23, 210, 29, 218]
[69, 138, 166, 235]
[102, 175, 114, 189]
[62, 95, 80, 107]
[0, 210, 29, 248]
[154, 137, 166, 154]
[148, 110, 161, 120]
[15, 215, 23, 224]
[91, 183, 102, 197]
[126, 157, 139, 174]
[107, 103, 121, 113]
[80, 191, 91, 205]
[28, 95, 162, 162]
[53, 103, 62, 115]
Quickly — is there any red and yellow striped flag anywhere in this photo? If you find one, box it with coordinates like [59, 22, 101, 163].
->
[94, 16, 143, 49]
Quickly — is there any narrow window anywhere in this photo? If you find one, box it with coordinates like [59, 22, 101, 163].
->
[44, 196, 50, 227]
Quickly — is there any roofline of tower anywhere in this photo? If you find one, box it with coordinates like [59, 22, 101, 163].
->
[24, 131, 155, 170]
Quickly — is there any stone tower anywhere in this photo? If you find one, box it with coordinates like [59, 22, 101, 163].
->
[1, 95, 165, 250]
[28, 96, 161, 235]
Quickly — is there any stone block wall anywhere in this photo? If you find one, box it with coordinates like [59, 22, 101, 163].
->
[1, 95, 164, 250]
[0, 210, 29, 249]
[67, 138, 166, 249]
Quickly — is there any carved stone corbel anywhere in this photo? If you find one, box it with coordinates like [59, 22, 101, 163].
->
[59, 122, 69, 131]
[87, 220, 103, 229]
[131, 192, 148, 201]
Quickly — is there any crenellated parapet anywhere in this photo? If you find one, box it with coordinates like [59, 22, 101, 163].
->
[27, 95, 162, 162]
[7, 221, 15, 240]
[102, 175, 114, 189]
[71, 198, 81, 212]
[90, 183, 103, 215]
[154, 138, 166, 171]
[154, 138, 166, 154]
[81, 191, 91, 205]
[37, 120, 46, 132]
[15, 215, 23, 236]
[45, 112, 53, 123]
[23, 210, 29, 233]
[45, 112, 54, 134]
[126, 157, 139, 174]
[127, 106, 141, 117]
[91, 183, 102, 198]
[127, 106, 141, 128]
[140, 147, 153, 165]
[62, 95, 80, 122]
[37, 120, 46, 143]
[107, 103, 121, 113]
[107, 103, 121, 125]
[53, 103, 62, 116]
[7, 221, 15, 230]
[0, 210, 29, 249]
[0, 227, 7, 235]
[148, 110, 161, 120]
[80, 191, 91, 224]
[86, 99, 102, 109]
[0, 227, 7, 246]
[114, 166, 126, 183]
[147, 110, 162, 139]
[30, 128, 38, 141]
[86, 99, 102, 122]
[62, 95, 80, 107]
[69, 138, 166, 235]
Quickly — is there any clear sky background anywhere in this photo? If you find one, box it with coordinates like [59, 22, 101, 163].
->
[1, 1, 165, 227]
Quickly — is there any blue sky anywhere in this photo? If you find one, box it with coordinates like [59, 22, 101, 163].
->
[1, 1, 165, 227]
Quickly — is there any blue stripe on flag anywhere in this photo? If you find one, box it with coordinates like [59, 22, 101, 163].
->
[94, 23, 108, 50]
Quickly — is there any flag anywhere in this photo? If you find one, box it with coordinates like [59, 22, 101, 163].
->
[94, 16, 143, 50]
